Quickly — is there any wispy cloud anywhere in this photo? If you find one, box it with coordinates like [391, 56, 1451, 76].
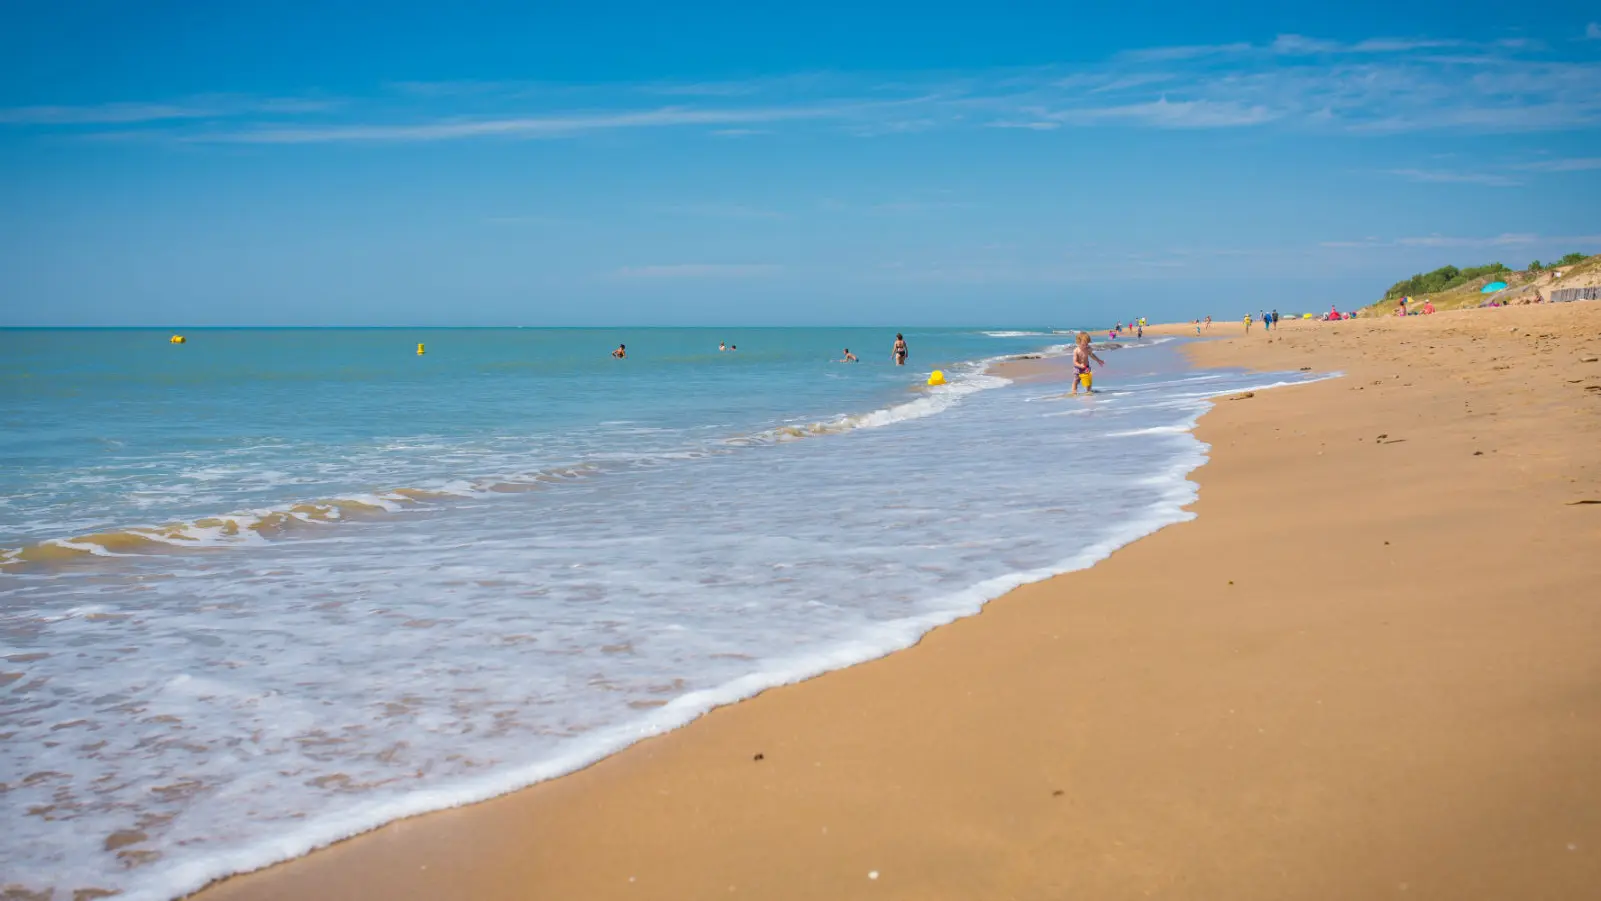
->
[986, 120, 1061, 131]
[1515, 156, 1601, 171]
[1123, 34, 1466, 61]
[612, 263, 782, 278]
[14, 30, 1601, 145]
[1087, 73, 1177, 93]
[654, 203, 785, 220]
[182, 104, 847, 143]
[1383, 168, 1523, 187]
[0, 102, 215, 124]
[1122, 42, 1252, 62]
[0, 97, 338, 125]
[1397, 233, 1537, 247]
[1319, 238, 1386, 248]
[1322, 233, 1539, 248]
[638, 80, 765, 98]
[1270, 34, 1347, 54]
[1053, 98, 1277, 128]
[1349, 37, 1469, 53]
[484, 215, 570, 226]
[1587, 22, 1601, 40]
[818, 196, 975, 215]
[869, 199, 975, 213]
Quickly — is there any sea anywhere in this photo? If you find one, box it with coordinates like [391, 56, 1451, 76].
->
[0, 327, 1324, 899]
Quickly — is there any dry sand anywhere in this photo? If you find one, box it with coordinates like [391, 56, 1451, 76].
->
[195, 304, 1601, 901]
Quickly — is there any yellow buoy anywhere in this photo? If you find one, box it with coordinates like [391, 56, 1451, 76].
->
[169, 335, 185, 344]
[927, 370, 946, 386]
[417, 343, 425, 355]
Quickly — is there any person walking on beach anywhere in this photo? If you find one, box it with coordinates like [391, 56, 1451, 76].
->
[1244, 313, 1253, 333]
[612, 344, 627, 358]
[1272, 309, 1280, 327]
[1071, 331, 1104, 396]
[1204, 315, 1212, 330]
[892, 333, 908, 366]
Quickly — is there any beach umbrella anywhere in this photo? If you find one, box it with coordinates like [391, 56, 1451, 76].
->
[1481, 281, 1508, 293]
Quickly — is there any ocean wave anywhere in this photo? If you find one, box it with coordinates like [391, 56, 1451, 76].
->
[0, 469, 601, 572]
[727, 361, 1009, 446]
[108, 477, 1204, 901]
[0, 366, 1013, 572]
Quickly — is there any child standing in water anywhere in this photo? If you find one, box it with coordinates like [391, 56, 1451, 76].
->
[1071, 331, 1103, 396]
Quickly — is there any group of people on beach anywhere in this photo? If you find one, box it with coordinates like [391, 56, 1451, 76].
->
[1107, 319, 1145, 340]
[832, 335, 906, 363]
[610, 331, 1118, 396]
[1393, 297, 1437, 316]
[1243, 310, 1281, 333]
[611, 334, 908, 364]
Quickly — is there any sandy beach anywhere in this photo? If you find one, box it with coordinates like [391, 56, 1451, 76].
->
[194, 304, 1601, 901]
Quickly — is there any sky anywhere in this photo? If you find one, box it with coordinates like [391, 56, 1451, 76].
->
[1, 1, 1599, 327]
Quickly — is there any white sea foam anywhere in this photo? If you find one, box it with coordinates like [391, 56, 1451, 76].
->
[1105, 424, 1194, 437]
[0, 342, 1330, 901]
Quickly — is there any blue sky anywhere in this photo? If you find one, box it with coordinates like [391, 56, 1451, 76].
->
[2, 1, 1599, 326]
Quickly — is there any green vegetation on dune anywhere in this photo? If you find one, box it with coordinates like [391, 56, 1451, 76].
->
[1382, 254, 1594, 300]
[1362, 252, 1598, 315]
[1382, 263, 1509, 300]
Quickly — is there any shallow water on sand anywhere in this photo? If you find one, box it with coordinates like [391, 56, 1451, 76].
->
[0, 327, 1323, 899]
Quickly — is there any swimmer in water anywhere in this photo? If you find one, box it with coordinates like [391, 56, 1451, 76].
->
[892, 333, 908, 366]
[612, 344, 626, 359]
[719, 342, 726, 351]
[840, 348, 858, 362]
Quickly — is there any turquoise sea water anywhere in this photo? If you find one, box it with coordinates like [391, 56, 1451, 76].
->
[1, 327, 1324, 899]
[2, 328, 1022, 548]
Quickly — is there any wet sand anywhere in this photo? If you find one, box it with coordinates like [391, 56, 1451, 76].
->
[195, 304, 1601, 900]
